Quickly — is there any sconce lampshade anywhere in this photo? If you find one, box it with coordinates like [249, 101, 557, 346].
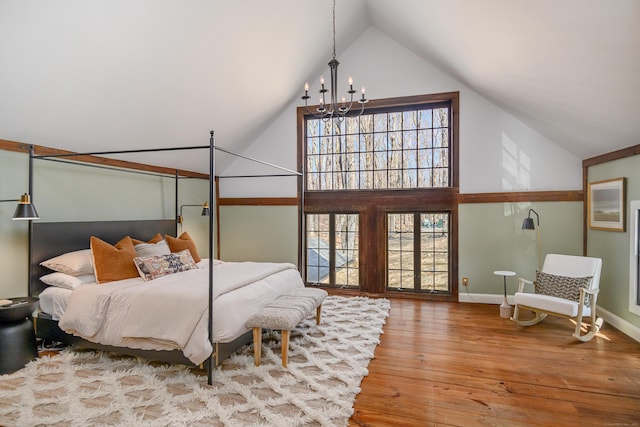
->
[201, 202, 210, 216]
[12, 194, 39, 220]
[522, 208, 541, 270]
[522, 217, 535, 230]
[522, 208, 540, 230]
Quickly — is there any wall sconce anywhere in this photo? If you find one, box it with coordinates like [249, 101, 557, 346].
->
[522, 208, 541, 270]
[178, 202, 210, 227]
[0, 194, 39, 220]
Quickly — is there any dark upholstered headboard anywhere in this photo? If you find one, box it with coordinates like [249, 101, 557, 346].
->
[30, 220, 176, 297]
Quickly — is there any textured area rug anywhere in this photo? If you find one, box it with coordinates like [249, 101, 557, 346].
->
[0, 296, 389, 427]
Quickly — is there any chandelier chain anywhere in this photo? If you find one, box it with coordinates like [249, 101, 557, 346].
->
[301, 0, 368, 121]
[332, 0, 337, 60]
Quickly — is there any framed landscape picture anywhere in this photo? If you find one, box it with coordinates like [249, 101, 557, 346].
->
[588, 177, 625, 231]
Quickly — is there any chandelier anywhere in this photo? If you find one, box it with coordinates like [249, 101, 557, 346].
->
[301, 0, 368, 121]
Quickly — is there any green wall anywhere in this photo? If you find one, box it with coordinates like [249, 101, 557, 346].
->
[459, 201, 583, 296]
[219, 206, 298, 265]
[0, 150, 31, 299]
[588, 154, 640, 328]
[218, 201, 584, 299]
[0, 149, 209, 298]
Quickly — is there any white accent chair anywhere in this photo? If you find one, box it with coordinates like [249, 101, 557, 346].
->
[512, 254, 603, 342]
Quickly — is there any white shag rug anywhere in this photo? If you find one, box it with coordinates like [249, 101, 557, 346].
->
[0, 296, 390, 427]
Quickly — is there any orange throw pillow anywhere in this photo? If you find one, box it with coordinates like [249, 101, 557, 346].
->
[90, 236, 138, 284]
[131, 233, 164, 245]
[165, 231, 201, 263]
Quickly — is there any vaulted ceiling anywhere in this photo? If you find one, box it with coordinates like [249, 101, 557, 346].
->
[1, 0, 638, 174]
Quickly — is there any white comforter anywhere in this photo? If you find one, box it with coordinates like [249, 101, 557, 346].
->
[58, 261, 304, 365]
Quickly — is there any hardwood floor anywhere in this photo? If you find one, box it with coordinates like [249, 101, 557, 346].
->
[349, 299, 640, 427]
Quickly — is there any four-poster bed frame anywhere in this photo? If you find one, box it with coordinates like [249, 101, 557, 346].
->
[27, 131, 303, 385]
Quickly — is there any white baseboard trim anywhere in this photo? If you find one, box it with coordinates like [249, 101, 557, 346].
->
[459, 293, 640, 343]
[597, 306, 640, 343]
[458, 293, 514, 305]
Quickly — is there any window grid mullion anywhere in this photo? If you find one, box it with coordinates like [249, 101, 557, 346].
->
[414, 212, 421, 292]
[329, 213, 336, 286]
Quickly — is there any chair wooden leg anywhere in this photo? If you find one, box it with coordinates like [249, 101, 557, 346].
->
[316, 305, 322, 325]
[573, 311, 604, 342]
[252, 327, 262, 366]
[574, 324, 599, 341]
[281, 330, 289, 368]
[511, 304, 521, 322]
[573, 318, 604, 342]
[511, 305, 547, 326]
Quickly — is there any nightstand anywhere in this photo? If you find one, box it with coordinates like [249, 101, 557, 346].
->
[494, 270, 515, 318]
[0, 297, 39, 375]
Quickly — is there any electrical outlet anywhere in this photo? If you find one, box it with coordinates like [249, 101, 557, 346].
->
[462, 277, 469, 287]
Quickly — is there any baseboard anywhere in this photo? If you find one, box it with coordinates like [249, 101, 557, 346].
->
[458, 292, 514, 305]
[459, 293, 640, 343]
[597, 306, 640, 343]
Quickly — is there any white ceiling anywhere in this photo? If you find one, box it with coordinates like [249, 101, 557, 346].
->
[1, 0, 638, 174]
[367, 0, 640, 161]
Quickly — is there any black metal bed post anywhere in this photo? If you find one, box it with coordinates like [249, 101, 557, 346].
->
[299, 122, 306, 282]
[27, 145, 34, 297]
[207, 131, 215, 385]
[174, 170, 179, 235]
[299, 170, 305, 282]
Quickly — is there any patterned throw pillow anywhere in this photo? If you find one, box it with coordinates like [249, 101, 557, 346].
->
[133, 249, 198, 281]
[534, 271, 593, 306]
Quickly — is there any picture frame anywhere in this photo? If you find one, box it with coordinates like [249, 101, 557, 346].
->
[588, 177, 626, 231]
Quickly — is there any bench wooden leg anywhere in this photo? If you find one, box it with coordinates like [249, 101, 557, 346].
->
[252, 327, 262, 366]
[316, 305, 322, 325]
[281, 330, 289, 368]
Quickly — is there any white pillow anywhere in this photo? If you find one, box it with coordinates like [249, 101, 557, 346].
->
[134, 240, 171, 257]
[40, 249, 93, 276]
[40, 272, 96, 290]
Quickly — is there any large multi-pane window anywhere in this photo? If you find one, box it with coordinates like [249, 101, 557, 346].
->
[387, 213, 449, 293]
[306, 213, 359, 288]
[306, 107, 450, 191]
[299, 93, 459, 299]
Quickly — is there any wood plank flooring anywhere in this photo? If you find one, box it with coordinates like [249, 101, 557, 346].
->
[349, 299, 640, 427]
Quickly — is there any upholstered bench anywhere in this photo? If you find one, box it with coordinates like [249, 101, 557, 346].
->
[246, 287, 328, 367]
